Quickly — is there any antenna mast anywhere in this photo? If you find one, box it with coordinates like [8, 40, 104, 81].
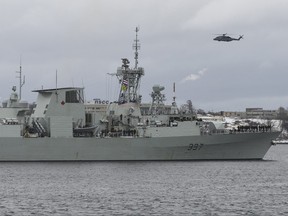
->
[173, 82, 176, 102]
[55, 70, 59, 101]
[16, 56, 25, 100]
[133, 27, 140, 69]
[56, 70, 58, 91]
[170, 82, 179, 115]
[117, 27, 144, 104]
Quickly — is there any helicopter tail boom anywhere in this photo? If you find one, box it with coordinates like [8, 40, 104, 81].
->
[237, 35, 244, 40]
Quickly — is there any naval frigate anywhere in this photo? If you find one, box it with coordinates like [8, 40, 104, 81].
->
[0, 28, 280, 161]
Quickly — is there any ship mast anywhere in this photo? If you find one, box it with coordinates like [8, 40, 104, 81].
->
[16, 57, 25, 100]
[170, 82, 179, 114]
[133, 27, 140, 69]
[173, 82, 176, 103]
[117, 27, 144, 104]
[149, 85, 166, 115]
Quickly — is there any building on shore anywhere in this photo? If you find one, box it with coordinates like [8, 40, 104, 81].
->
[245, 108, 278, 119]
[221, 108, 286, 119]
[220, 111, 246, 118]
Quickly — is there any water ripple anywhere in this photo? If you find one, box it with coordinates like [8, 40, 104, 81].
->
[0, 145, 287, 215]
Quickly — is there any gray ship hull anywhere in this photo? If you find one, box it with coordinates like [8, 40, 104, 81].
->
[0, 132, 280, 161]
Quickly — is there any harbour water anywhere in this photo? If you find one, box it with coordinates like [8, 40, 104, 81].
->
[0, 145, 288, 216]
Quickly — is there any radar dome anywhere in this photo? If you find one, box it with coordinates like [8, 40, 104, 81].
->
[152, 85, 165, 93]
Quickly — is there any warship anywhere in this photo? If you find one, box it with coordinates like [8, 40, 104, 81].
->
[0, 28, 280, 161]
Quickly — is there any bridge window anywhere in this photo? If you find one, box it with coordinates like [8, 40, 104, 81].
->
[66, 90, 82, 103]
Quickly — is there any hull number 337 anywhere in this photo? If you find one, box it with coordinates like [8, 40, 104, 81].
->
[188, 143, 204, 151]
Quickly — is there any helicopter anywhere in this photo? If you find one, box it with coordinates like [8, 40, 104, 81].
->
[213, 34, 243, 42]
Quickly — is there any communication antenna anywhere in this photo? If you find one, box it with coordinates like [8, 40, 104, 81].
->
[56, 70, 58, 90]
[173, 82, 176, 102]
[16, 56, 25, 100]
[55, 70, 59, 102]
[170, 82, 179, 114]
[133, 26, 140, 69]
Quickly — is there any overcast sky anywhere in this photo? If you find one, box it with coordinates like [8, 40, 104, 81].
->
[1, 0, 287, 111]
